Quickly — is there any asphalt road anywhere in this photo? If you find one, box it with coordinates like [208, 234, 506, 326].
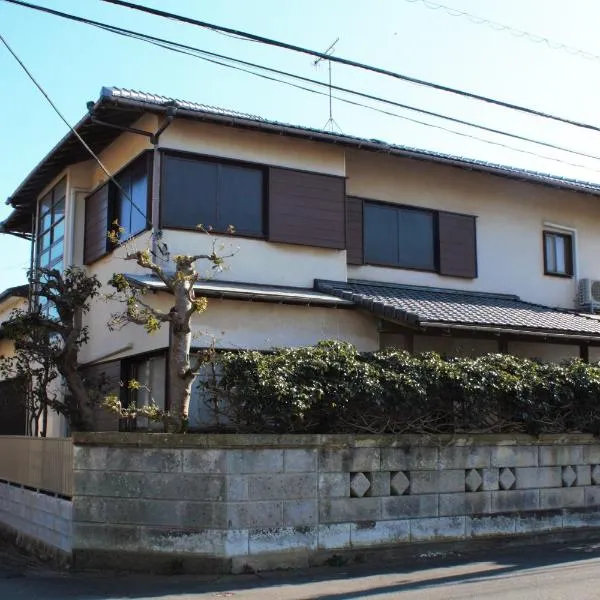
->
[3, 539, 600, 599]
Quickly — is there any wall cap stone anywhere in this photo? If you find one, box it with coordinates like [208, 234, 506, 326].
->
[72, 432, 600, 449]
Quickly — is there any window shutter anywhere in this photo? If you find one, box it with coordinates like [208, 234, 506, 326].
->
[346, 196, 364, 265]
[84, 183, 111, 265]
[268, 168, 345, 249]
[438, 212, 477, 278]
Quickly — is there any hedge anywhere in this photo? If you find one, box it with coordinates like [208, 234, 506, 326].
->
[207, 341, 600, 435]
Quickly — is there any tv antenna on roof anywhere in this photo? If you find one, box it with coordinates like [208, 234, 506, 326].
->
[313, 38, 342, 133]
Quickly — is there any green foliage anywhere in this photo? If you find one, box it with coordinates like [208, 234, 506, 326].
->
[215, 343, 600, 435]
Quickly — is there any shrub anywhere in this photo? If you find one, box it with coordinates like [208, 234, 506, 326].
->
[212, 343, 600, 435]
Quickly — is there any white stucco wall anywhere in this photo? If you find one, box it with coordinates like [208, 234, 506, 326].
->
[346, 150, 600, 309]
[507, 341, 579, 362]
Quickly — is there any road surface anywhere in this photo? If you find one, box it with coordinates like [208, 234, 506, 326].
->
[2, 537, 600, 599]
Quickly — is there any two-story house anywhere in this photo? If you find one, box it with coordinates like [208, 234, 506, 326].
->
[4, 86, 600, 434]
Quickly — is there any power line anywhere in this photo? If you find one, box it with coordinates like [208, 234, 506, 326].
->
[0, 31, 149, 230]
[99, 0, 600, 136]
[5, 0, 600, 172]
[403, 0, 600, 63]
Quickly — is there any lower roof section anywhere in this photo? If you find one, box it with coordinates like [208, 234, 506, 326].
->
[316, 279, 600, 342]
[125, 275, 352, 308]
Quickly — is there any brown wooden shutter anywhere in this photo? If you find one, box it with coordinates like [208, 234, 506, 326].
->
[80, 360, 121, 432]
[268, 168, 345, 249]
[438, 212, 477, 278]
[346, 196, 364, 265]
[84, 183, 110, 265]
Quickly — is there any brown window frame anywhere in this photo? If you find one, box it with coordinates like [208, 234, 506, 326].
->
[362, 200, 439, 273]
[543, 230, 574, 278]
[159, 150, 268, 240]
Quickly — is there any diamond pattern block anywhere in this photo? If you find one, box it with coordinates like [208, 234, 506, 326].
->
[562, 466, 577, 488]
[499, 467, 516, 490]
[465, 469, 483, 492]
[390, 471, 410, 496]
[592, 465, 600, 485]
[350, 472, 371, 498]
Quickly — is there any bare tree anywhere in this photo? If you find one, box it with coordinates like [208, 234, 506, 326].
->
[0, 267, 101, 432]
[107, 229, 232, 432]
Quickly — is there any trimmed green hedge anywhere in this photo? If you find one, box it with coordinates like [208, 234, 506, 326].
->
[213, 341, 600, 435]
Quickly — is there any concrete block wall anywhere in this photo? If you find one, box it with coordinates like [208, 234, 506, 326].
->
[0, 481, 72, 554]
[71, 433, 600, 572]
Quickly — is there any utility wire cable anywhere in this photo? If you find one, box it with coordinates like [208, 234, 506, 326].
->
[99, 0, 600, 136]
[5, 0, 600, 171]
[403, 0, 600, 62]
[0, 32, 149, 229]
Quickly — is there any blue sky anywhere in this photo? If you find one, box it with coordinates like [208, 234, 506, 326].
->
[2, 0, 600, 290]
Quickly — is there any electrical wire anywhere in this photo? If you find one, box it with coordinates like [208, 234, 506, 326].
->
[403, 0, 600, 62]
[98, 0, 600, 136]
[5, 0, 600, 172]
[0, 32, 150, 230]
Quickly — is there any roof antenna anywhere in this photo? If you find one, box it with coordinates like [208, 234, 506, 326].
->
[313, 38, 342, 133]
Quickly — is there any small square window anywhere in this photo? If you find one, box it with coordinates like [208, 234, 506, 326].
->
[543, 231, 573, 277]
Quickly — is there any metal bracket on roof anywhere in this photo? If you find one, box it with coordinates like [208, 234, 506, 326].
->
[86, 101, 178, 145]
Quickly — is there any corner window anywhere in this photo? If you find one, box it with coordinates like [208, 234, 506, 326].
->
[543, 231, 573, 277]
[161, 154, 264, 237]
[364, 202, 435, 270]
[114, 154, 150, 238]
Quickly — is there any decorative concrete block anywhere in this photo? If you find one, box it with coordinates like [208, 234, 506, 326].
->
[249, 526, 318, 555]
[592, 465, 600, 485]
[539, 445, 583, 466]
[381, 494, 438, 519]
[227, 502, 283, 529]
[318, 523, 351, 549]
[576, 465, 592, 487]
[369, 471, 391, 497]
[439, 492, 491, 517]
[491, 446, 538, 468]
[227, 450, 284, 474]
[491, 490, 539, 513]
[410, 470, 464, 495]
[561, 466, 577, 488]
[438, 446, 491, 469]
[350, 519, 410, 547]
[283, 500, 318, 527]
[318, 473, 349, 498]
[247, 474, 317, 501]
[465, 469, 483, 492]
[381, 447, 438, 471]
[515, 512, 563, 534]
[410, 516, 466, 542]
[182, 449, 227, 474]
[390, 471, 410, 496]
[466, 514, 516, 538]
[350, 473, 371, 498]
[284, 449, 317, 473]
[318, 448, 380, 472]
[539, 487, 584, 510]
[319, 497, 381, 524]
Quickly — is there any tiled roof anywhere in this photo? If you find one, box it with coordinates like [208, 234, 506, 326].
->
[315, 279, 600, 338]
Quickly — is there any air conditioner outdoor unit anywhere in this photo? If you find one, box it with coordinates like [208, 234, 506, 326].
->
[577, 278, 600, 312]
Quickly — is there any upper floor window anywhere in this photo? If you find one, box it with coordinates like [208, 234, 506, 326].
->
[114, 154, 149, 238]
[352, 199, 477, 278]
[37, 178, 66, 272]
[364, 202, 435, 270]
[161, 153, 264, 237]
[543, 230, 573, 277]
[84, 152, 151, 265]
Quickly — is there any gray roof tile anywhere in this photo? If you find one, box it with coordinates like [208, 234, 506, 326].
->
[315, 279, 600, 337]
